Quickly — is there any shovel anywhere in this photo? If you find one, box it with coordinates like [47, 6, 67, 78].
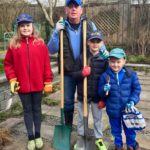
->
[52, 17, 71, 150]
[1, 83, 19, 112]
[75, 19, 98, 150]
[0, 93, 13, 112]
[5, 93, 13, 111]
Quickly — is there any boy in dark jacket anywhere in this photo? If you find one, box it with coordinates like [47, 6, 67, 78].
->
[72, 31, 108, 150]
[98, 48, 141, 150]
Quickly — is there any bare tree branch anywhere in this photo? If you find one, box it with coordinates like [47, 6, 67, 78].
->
[36, 0, 54, 27]
[0, 1, 27, 31]
[53, 0, 57, 7]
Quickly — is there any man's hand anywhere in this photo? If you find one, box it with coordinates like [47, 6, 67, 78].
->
[82, 66, 91, 77]
[56, 20, 65, 32]
[44, 83, 53, 93]
[10, 79, 20, 94]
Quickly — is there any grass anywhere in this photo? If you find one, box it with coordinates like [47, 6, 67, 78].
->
[0, 50, 6, 54]
[52, 84, 60, 92]
[50, 55, 57, 62]
[0, 102, 23, 122]
[42, 98, 59, 106]
[0, 50, 6, 75]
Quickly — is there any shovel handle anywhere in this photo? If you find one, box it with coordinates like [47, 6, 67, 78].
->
[106, 91, 109, 96]
[60, 17, 64, 109]
[83, 19, 88, 117]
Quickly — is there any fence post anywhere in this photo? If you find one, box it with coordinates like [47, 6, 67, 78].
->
[3, 32, 15, 50]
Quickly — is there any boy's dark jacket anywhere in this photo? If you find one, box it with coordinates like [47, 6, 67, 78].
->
[98, 67, 141, 118]
[71, 49, 108, 103]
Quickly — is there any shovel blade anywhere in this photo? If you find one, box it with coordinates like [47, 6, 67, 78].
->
[5, 98, 12, 110]
[85, 136, 98, 150]
[76, 135, 98, 150]
[53, 124, 71, 150]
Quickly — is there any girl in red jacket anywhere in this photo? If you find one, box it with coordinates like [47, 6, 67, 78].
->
[4, 13, 53, 150]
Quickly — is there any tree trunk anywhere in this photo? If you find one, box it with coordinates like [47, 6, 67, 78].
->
[36, 0, 54, 27]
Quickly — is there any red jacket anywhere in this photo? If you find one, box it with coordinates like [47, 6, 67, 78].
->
[4, 36, 53, 93]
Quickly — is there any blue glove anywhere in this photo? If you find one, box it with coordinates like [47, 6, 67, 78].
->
[126, 101, 134, 110]
[55, 20, 65, 32]
[100, 49, 109, 59]
[104, 83, 111, 92]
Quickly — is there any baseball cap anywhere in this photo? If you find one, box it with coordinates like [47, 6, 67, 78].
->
[87, 31, 103, 41]
[109, 48, 126, 59]
[66, 0, 82, 6]
[16, 13, 33, 25]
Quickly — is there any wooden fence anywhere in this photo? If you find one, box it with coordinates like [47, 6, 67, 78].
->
[85, 2, 150, 54]
[0, 2, 149, 54]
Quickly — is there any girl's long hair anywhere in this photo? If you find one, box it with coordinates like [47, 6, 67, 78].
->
[8, 24, 44, 49]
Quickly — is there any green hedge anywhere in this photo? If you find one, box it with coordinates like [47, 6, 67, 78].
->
[0, 58, 4, 74]
[127, 55, 150, 64]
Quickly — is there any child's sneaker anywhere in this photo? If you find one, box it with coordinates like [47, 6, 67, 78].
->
[27, 140, 35, 150]
[95, 139, 107, 150]
[35, 137, 44, 149]
[74, 143, 77, 150]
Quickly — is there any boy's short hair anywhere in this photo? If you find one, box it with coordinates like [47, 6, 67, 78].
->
[87, 31, 103, 41]
[109, 48, 126, 59]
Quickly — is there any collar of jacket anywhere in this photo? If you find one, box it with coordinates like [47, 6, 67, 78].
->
[106, 67, 125, 78]
[88, 49, 102, 59]
[20, 35, 34, 42]
[65, 16, 86, 31]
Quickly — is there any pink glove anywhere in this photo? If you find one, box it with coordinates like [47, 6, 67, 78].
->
[82, 66, 91, 77]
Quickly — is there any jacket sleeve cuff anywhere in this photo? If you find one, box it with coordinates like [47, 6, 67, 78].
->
[44, 82, 52, 85]
[9, 78, 17, 83]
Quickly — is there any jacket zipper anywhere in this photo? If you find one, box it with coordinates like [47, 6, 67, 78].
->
[26, 37, 31, 92]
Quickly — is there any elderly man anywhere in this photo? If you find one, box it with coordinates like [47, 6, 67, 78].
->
[48, 0, 108, 127]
